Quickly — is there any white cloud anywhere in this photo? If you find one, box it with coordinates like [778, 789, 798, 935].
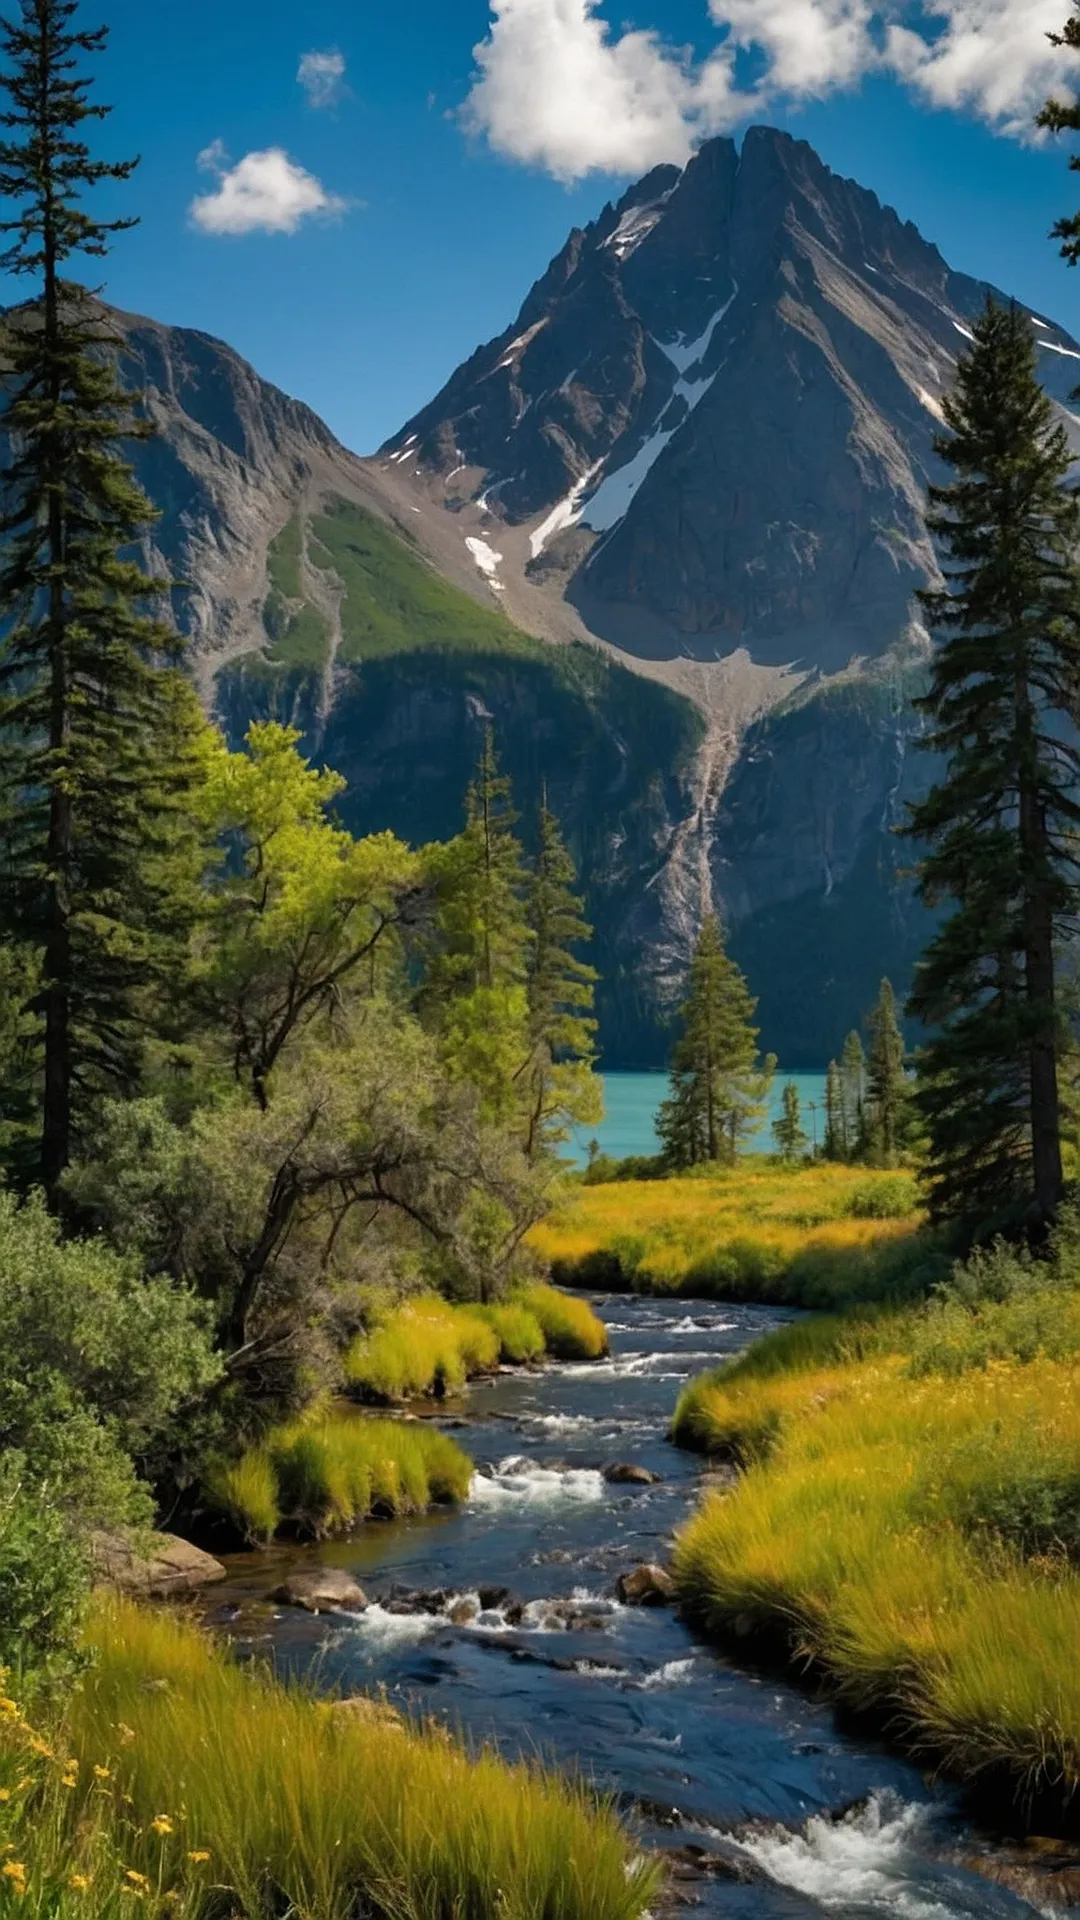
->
[463, 0, 1080, 181]
[190, 145, 348, 236]
[298, 49, 346, 109]
[462, 0, 748, 180]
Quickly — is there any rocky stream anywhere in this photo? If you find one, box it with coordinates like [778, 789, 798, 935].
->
[205, 1295, 1080, 1919]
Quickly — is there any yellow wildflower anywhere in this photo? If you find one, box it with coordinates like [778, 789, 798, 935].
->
[69, 1874, 90, 1893]
[0, 1701, 18, 1719]
[0, 1790, 9, 1803]
[186, 1851, 210, 1865]
[26, 1738, 53, 1759]
[92, 1765, 111, 1781]
[2, 1863, 26, 1883]
[150, 1816, 173, 1837]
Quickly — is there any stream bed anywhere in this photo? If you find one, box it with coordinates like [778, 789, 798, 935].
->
[207, 1294, 1079, 1919]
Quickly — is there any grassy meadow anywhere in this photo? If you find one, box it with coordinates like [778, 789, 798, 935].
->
[343, 1286, 608, 1402]
[529, 1161, 934, 1308]
[0, 1599, 658, 1920]
[671, 1243, 1080, 1806]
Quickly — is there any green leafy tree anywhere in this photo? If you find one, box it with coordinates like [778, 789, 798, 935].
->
[658, 913, 775, 1168]
[0, 0, 204, 1192]
[840, 1030, 867, 1160]
[772, 1080, 808, 1163]
[824, 1058, 845, 1159]
[200, 721, 420, 1110]
[864, 978, 909, 1167]
[905, 300, 1080, 1231]
[521, 794, 601, 1160]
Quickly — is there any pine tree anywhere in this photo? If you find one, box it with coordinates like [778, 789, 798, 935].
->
[0, 0, 206, 1194]
[423, 728, 532, 1120]
[905, 299, 1080, 1231]
[840, 1030, 867, 1161]
[823, 1058, 845, 1159]
[521, 793, 600, 1160]
[657, 914, 775, 1168]
[864, 978, 908, 1167]
[772, 1080, 808, 1163]
[1038, 17, 1080, 265]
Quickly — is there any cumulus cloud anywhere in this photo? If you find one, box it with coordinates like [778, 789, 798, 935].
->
[463, 0, 1079, 180]
[298, 48, 346, 109]
[190, 145, 348, 236]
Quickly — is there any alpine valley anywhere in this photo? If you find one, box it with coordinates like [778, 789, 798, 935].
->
[86, 126, 1080, 1064]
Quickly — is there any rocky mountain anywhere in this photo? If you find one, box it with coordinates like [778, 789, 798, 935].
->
[52, 127, 1080, 1066]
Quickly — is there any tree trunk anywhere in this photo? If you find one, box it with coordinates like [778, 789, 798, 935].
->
[39, 67, 73, 1202]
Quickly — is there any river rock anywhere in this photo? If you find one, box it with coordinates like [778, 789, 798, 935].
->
[617, 1563, 676, 1606]
[91, 1530, 226, 1598]
[478, 1584, 511, 1610]
[603, 1463, 662, 1486]
[270, 1570, 368, 1613]
[449, 1597, 480, 1625]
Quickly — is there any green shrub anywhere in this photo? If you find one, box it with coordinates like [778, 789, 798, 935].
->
[0, 1457, 90, 1678]
[846, 1175, 921, 1219]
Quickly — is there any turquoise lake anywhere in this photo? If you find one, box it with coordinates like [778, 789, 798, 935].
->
[570, 1069, 829, 1165]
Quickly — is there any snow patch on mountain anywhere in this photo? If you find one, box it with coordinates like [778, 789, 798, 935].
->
[529, 461, 604, 559]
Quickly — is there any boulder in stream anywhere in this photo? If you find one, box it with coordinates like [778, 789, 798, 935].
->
[616, 1563, 676, 1606]
[271, 1570, 368, 1613]
[603, 1463, 662, 1486]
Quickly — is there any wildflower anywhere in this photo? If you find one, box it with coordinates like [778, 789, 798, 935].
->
[0, 1791, 8, 1803]
[61, 1767, 78, 1790]
[150, 1816, 173, 1837]
[26, 1738, 53, 1759]
[93, 1765, 111, 1781]
[125, 1871, 150, 1890]
[69, 1874, 90, 1893]
[2, 1862, 26, 1889]
[186, 1851, 210, 1865]
[0, 1702, 18, 1720]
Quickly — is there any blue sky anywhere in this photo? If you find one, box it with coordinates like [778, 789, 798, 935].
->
[10, 0, 1080, 453]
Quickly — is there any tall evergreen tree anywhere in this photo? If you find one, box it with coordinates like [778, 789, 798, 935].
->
[905, 299, 1080, 1231]
[839, 1030, 866, 1161]
[823, 1058, 845, 1160]
[423, 728, 532, 1121]
[1038, 18, 1080, 265]
[521, 793, 600, 1160]
[772, 1080, 808, 1163]
[0, 0, 204, 1193]
[657, 913, 775, 1168]
[864, 978, 908, 1167]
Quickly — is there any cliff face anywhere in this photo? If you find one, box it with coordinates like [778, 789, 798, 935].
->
[35, 129, 1079, 1066]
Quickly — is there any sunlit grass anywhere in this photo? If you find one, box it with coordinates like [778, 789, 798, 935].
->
[528, 1162, 929, 1307]
[0, 1601, 659, 1920]
[673, 1342, 1080, 1799]
[344, 1289, 608, 1400]
[207, 1414, 472, 1543]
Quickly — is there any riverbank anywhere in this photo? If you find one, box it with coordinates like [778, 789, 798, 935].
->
[530, 1162, 935, 1308]
[0, 1596, 657, 1920]
[671, 1240, 1080, 1819]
